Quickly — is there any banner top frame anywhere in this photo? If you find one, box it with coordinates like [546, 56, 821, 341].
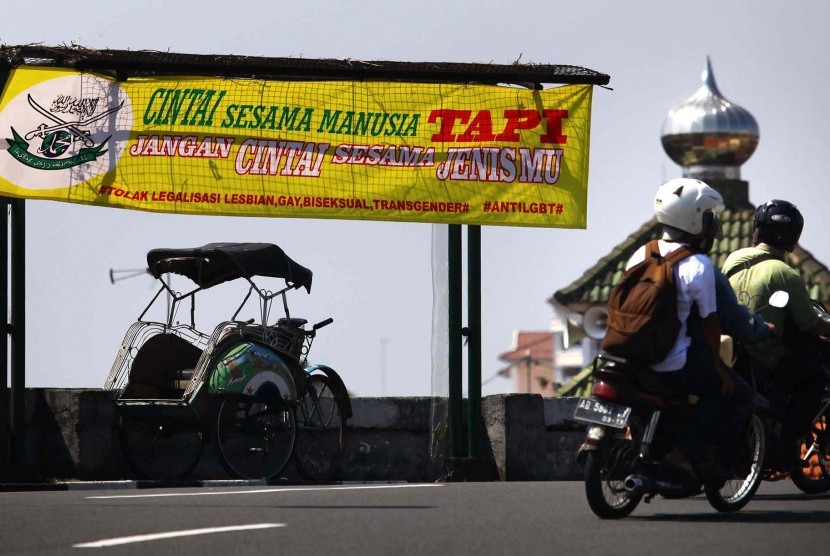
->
[0, 44, 610, 88]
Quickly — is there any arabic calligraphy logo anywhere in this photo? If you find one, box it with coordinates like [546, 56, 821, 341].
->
[0, 74, 133, 190]
[6, 94, 122, 170]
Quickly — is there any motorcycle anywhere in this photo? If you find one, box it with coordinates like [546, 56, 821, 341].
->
[573, 353, 765, 518]
[732, 292, 830, 494]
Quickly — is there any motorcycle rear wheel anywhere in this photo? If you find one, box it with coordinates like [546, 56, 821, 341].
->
[584, 427, 643, 519]
[790, 413, 830, 494]
[705, 414, 765, 512]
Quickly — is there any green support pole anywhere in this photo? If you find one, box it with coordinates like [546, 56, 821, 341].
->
[447, 224, 464, 459]
[0, 67, 10, 468]
[0, 199, 7, 466]
[467, 225, 481, 458]
[10, 199, 24, 464]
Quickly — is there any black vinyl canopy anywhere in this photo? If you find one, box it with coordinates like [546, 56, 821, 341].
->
[146, 242, 313, 292]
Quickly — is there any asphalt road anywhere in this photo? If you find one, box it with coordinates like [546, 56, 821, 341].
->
[1, 480, 827, 555]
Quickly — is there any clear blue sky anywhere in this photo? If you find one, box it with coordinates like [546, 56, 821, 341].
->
[3, 0, 829, 396]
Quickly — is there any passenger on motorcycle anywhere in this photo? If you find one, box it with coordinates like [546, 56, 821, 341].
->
[631, 178, 756, 485]
[692, 265, 774, 470]
[722, 199, 830, 471]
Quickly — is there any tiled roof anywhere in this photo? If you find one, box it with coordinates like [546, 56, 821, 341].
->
[555, 366, 594, 397]
[551, 179, 830, 309]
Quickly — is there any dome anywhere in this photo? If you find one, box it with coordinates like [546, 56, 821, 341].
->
[661, 57, 759, 180]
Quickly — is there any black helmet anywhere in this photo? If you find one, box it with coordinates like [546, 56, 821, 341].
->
[753, 199, 804, 251]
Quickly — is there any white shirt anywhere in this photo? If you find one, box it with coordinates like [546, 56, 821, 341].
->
[625, 240, 717, 372]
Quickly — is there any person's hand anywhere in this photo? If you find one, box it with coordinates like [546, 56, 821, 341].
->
[717, 364, 734, 396]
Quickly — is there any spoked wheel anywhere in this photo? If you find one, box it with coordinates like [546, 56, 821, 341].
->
[119, 418, 204, 480]
[584, 424, 643, 519]
[791, 412, 830, 494]
[705, 414, 766, 512]
[215, 393, 296, 480]
[293, 374, 347, 481]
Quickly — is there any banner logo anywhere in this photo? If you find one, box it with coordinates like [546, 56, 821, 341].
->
[0, 74, 132, 190]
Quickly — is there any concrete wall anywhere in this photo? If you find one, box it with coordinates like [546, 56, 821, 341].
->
[0, 389, 585, 483]
[483, 395, 584, 481]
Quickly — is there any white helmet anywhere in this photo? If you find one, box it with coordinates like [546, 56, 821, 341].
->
[653, 178, 724, 236]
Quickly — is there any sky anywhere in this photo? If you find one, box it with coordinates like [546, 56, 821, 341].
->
[3, 0, 830, 397]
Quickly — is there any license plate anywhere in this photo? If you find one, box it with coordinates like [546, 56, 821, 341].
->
[573, 397, 631, 429]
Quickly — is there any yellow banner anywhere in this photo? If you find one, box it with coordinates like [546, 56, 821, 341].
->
[0, 67, 593, 227]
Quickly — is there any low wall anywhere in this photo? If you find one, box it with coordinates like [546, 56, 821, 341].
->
[0, 389, 585, 483]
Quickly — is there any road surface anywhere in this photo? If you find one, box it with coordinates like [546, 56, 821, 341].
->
[0, 480, 827, 554]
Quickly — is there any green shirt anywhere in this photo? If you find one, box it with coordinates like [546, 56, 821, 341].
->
[722, 245, 816, 370]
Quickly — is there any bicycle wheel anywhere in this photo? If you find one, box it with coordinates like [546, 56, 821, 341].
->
[119, 418, 204, 480]
[293, 374, 347, 481]
[705, 414, 766, 512]
[215, 393, 296, 480]
[791, 412, 830, 494]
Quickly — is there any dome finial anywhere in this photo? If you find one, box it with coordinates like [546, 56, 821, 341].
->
[702, 55, 721, 96]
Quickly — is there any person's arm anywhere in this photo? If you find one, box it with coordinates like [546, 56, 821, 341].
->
[784, 272, 830, 336]
[701, 312, 733, 395]
[690, 257, 733, 395]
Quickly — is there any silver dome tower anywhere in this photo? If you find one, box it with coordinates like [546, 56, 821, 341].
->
[661, 57, 759, 180]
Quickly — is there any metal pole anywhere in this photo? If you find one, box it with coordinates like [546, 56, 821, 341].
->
[0, 198, 8, 466]
[10, 199, 24, 464]
[466, 225, 481, 458]
[447, 224, 464, 459]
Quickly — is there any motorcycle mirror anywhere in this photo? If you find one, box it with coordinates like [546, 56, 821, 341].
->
[769, 290, 789, 309]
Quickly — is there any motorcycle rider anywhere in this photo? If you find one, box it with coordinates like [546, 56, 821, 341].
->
[631, 178, 756, 484]
[722, 199, 830, 471]
[714, 266, 773, 347]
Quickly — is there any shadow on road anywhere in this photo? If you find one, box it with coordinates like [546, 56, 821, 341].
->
[753, 493, 830, 502]
[632, 509, 830, 524]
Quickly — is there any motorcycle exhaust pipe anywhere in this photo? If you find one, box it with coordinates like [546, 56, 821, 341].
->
[624, 474, 688, 497]
[624, 475, 647, 492]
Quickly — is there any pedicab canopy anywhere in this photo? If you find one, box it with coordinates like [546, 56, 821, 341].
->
[147, 242, 313, 292]
[0, 45, 609, 228]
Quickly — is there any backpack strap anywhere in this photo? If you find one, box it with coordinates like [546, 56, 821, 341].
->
[645, 239, 693, 266]
[724, 252, 779, 280]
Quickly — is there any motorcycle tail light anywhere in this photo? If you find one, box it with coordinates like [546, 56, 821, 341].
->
[592, 380, 623, 403]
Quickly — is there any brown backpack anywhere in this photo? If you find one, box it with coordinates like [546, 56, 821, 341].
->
[601, 240, 693, 365]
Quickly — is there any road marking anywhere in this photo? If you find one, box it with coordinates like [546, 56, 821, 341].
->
[87, 482, 443, 500]
[73, 523, 285, 548]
